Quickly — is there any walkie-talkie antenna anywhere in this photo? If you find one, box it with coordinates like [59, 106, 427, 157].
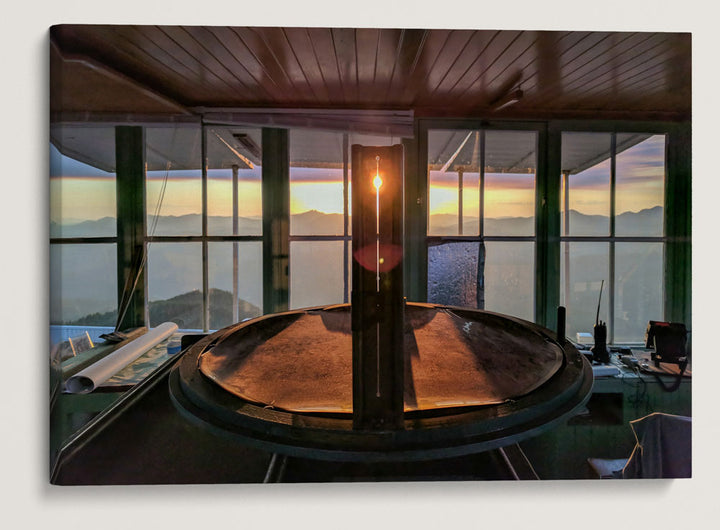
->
[595, 280, 604, 326]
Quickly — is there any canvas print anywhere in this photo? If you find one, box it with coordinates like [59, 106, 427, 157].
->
[49, 25, 691, 484]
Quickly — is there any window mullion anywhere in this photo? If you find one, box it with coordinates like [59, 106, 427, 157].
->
[201, 124, 209, 332]
[477, 130, 486, 310]
[115, 125, 147, 331]
[609, 133, 617, 343]
[262, 128, 290, 314]
[232, 164, 239, 323]
[343, 132, 349, 304]
[478, 130, 486, 237]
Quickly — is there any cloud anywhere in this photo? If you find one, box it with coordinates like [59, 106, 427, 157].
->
[291, 166, 345, 183]
[430, 171, 534, 190]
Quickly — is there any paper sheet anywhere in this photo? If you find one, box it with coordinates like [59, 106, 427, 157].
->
[65, 322, 178, 394]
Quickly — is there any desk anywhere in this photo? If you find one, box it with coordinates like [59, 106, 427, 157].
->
[50, 333, 186, 462]
[519, 350, 691, 479]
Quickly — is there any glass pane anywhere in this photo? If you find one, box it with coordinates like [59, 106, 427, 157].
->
[147, 243, 202, 329]
[208, 241, 263, 330]
[290, 130, 345, 236]
[560, 132, 611, 236]
[49, 243, 118, 346]
[560, 242, 610, 344]
[146, 126, 203, 236]
[50, 126, 117, 238]
[614, 242, 664, 343]
[484, 131, 536, 236]
[427, 129, 480, 235]
[428, 242, 482, 308]
[615, 134, 665, 236]
[346, 240, 352, 303]
[348, 133, 397, 146]
[484, 241, 535, 321]
[290, 241, 345, 309]
[206, 126, 263, 236]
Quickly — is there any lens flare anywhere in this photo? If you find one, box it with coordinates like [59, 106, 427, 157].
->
[373, 174, 382, 191]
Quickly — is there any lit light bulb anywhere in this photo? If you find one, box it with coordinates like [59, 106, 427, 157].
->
[373, 174, 383, 191]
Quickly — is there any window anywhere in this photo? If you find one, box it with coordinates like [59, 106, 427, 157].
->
[147, 242, 203, 328]
[49, 122, 677, 344]
[145, 124, 263, 331]
[208, 241, 263, 329]
[288, 130, 396, 309]
[204, 126, 263, 327]
[560, 133, 666, 344]
[144, 125, 203, 329]
[426, 129, 537, 321]
[50, 125, 118, 348]
[289, 129, 347, 309]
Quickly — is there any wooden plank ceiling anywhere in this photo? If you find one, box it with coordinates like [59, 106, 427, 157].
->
[50, 25, 691, 122]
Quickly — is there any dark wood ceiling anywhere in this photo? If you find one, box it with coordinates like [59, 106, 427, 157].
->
[50, 25, 691, 122]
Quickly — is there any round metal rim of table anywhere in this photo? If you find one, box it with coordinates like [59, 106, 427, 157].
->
[169, 304, 593, 463]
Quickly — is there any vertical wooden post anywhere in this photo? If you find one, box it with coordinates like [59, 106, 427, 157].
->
[608, 133, 617, 343]
[201, 126, 209, 331]
[343, 134, 350, 303]
[351, 144, 405, 430]
[115, 126, 146, 330]
[562, 170, 571, 313]
[262, 128, 290, 315]
[665, 124, 691, 328]
[402, 135, 425, 303]
[536, 126, 561, 329]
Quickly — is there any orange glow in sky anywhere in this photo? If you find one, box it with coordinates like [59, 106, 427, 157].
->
[290, 181, 345, 215]
[51, 133, 666, 228]
[428, 172, 536, 219]
[51, 172, 663, 225]
[52, 133, 665, 225]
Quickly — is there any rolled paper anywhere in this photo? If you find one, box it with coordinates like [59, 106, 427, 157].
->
[65, 322, 178, 394]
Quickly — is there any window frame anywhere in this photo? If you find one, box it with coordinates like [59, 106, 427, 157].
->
[410, 118, 691, 343]
[49, 124, 124, 332]
[51, 118, 690, 342]
[142, 123, 266, 332]
[559, 130, 667, 344]
[416, 119, 546, 322]
[552, 119, 690, 344]
[288, 131, 352, 307]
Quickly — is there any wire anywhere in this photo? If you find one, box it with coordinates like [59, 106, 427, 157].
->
[651, 361, 688, 393]
[114, 160, 171, 331]
[620, 366, 650, 414]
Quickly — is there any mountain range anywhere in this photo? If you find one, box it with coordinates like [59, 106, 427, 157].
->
[69, 288, 262, 330]
[51, 207, 664, 335]
[52, 206, 663, 239]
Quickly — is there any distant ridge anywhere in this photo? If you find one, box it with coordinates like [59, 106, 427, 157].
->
[67, 288, 261, 330]
[291, 209, 345, 235]
[51, 207, 664, 325]
[53, 206, 663, 238]
[428, 206, 662, 236]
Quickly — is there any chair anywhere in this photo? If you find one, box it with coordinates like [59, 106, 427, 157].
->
[587, 412, 691, 479]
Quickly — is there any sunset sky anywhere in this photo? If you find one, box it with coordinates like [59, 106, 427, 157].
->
[50, 135, 665, 225]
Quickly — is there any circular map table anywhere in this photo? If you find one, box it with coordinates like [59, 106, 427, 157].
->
[169, 303, 592, 462]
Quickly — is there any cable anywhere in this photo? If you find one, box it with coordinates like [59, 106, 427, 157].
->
[651, 361, 688, 393]
[114, 161, 171, 331]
